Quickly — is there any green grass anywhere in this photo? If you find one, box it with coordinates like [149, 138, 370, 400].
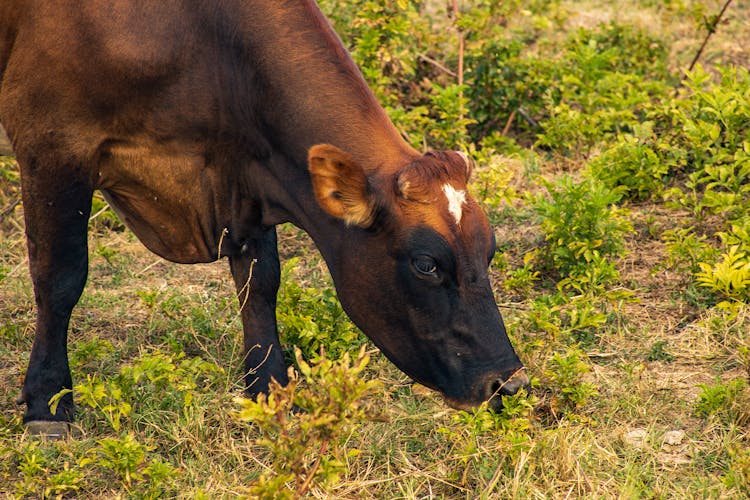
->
[2, 0, 750, 497]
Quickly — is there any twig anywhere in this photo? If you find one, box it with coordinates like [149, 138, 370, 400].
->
[237, 258, 257, 312]
[451, 0, 465, 120]
[88, 201, 111, 221]
[297, 439, 328, 496]
[497, 302, 529, 311]
[687, 0, 734, 73]
[0, 198, 20, 223]
[417, 53, 457, 77]
[587, 352, 618, 359]
[451, 0, 464, 87]
[517, 107, 539, 129]
[501, 108, 517, 136]
[136, 258, 165, 276]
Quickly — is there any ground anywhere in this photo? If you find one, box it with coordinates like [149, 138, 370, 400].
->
[1, 0, 749, 497]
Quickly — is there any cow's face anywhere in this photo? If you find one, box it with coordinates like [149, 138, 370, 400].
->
[308, 144, 529, 411]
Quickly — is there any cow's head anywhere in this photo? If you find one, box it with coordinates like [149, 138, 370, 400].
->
[308, 144, 529, 411]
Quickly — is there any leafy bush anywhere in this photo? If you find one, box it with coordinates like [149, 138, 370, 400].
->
[236, 347, 379, 498]
[438, 388, 536, 485]
[277, 258, 365, 362]
[532, 174, 632, 277]
[695, 378, 750, 426]
[545, 347, 599, 411]
[465, 38, 559, 143]
[52, 349, 223, 431]
[663, 66, 750, 220]
[661, 226, 717, 274]
[534, 24, 671, 156]
[696, 245, 750, 303]
[587, 122, 670, 199]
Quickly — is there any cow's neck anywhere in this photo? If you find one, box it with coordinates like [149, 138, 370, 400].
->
[226, 1, 417, 266]
[241, 0, 418, 174]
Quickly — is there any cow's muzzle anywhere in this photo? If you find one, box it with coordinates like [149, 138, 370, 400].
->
[485, 367, 531, 412]
[443, 366, 531, 412]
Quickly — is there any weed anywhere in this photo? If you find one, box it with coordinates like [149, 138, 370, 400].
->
[501, 253, 540, 300]
[44, 464, 84, 498]
[236, 346, 380, 498]
[722, 445, 750, 496]
[85, 433, 152, 485]
[696, 245, 750, 302]
[587, 122, 670, 200]
[662, 226, 717, 274]
[646, 340, 675, 362]
[545, 347, 599, 412]
[532, 174, 632, 277]
[277, 258, 365, 362]
[438, 389, 536, 488]
[695, 378, 750, 426]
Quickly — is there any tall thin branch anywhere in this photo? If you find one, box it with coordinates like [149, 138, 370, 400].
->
[451, 0, 464, 88]
[687, 0, 734, 73]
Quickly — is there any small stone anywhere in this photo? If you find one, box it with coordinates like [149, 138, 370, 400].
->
[663, 430, 685, 446]
[624, 428, 648, 446]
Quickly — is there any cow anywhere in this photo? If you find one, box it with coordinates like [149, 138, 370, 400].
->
[0, 0, 529, 433]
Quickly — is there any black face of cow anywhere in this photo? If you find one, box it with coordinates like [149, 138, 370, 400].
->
[308, 145, 529, 410]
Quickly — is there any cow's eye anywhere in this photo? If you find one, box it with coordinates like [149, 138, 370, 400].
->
[412, 255, 438, 277]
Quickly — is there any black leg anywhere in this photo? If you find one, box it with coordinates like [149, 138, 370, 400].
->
[19, 163, 93, 424]
[229, 226, 287, 396]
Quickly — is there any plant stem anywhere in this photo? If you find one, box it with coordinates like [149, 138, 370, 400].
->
[687, 0, 734, 72]
[297, 439, 329, 497]
[451, 0, 465, 121]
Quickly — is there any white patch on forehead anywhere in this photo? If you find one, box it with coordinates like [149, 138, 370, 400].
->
[442, 183, 466, 225]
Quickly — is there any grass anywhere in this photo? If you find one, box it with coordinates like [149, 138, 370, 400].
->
[2, 0, 750, 497]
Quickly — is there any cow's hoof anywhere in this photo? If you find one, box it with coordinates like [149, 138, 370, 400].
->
[24, 420, 71, 439]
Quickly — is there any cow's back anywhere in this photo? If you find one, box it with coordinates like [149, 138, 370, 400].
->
[0, 1, 222, 156]
[0, 0, 22, 92]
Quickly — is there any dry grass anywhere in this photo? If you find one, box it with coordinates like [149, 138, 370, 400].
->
[2, 0, 750, 497]
[6, 157, 745, 497]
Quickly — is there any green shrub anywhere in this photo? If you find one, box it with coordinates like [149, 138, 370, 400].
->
[532, 174, 632, 277]
[236, 347, 380, 498]
[51, 349, 223, 431]
[723, 445, 750, 496]
[564, 22, 670, 79]
[694, 378, 750, 426]
[661, 226, 717, 274]
[696, 246, 750, 303]
[277, 258, 365, 362]
[319, 0, 427, 107]
[587, 122, 670, 199]
[663, 66, 750, 220]
[438, 387, 536, 485]
[534, 24, 671, 156]
[546, 347, 599, 411]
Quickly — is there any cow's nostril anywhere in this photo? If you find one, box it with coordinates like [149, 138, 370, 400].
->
[490, 369, 531, 398]
[490, 379, 502, 396]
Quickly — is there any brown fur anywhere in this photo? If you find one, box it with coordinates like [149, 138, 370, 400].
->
[393, 151, 473, 240]
[0, 0, 526, 424]
[308, 144, 375, 227]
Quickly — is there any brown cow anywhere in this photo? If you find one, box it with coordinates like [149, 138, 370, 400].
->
[0, 0, 529, 433]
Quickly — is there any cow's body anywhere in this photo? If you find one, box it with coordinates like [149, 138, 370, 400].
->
[0, 0, 528, 430]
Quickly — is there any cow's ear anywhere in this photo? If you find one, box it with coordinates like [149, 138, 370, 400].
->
[308, 144, 376, 227]
[455, 150, 474, 181]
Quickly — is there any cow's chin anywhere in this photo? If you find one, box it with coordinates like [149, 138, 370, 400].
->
[442, 396, 481, 412]
[442, 392, 504, 413]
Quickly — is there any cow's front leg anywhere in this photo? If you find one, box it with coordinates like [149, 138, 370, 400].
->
[229, 226, 287, 397]
[18, 165, 93, 428]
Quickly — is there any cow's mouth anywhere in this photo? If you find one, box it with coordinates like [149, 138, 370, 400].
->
[441, 367, 531, 412]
